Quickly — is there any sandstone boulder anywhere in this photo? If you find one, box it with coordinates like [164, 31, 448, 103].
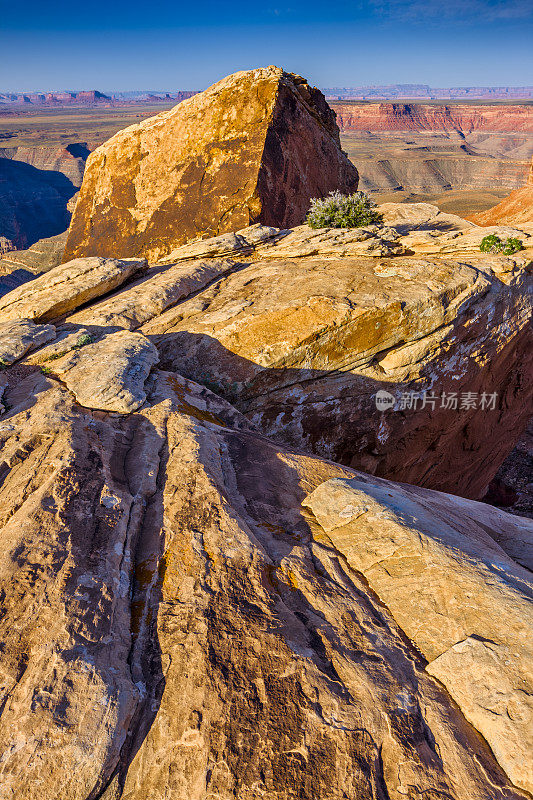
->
[0, 366, 531, 798]
[0, 256, 146, 323]
[63, 67, 359, 263]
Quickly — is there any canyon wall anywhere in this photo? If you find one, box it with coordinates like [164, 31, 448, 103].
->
[468, 156, 533, 225]
[332, 103, 533, 134]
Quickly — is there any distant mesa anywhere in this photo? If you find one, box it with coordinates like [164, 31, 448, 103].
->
[0, 89, 198, 107]
[64, 66, 359, 262]
[323, 83, 533, 100]
[331, 102, 533, 134]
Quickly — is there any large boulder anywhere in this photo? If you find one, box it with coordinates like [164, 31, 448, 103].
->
[63, 66, 359, 263]
[0, 365, 531, 798]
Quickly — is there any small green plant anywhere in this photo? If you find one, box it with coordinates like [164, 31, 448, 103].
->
[0, 358, 8, 372]
[502, 237, 524, 255]
[41, 366, 52, 375]
[479, 234, 502, 253]
[480, 234, 523, 255]
[306, 190, 383, 229]
[73, 333, 95, 349]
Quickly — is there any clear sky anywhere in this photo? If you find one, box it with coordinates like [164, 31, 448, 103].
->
[1, 0, 532, 91]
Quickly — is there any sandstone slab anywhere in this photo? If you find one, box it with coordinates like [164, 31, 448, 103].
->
[50, 330, 159, 412]
[303, 476, 533, 792]
[0, 256, 146, 323]
[0, 319, 56, 365]
[68, 258, 237, 330]
[64, 67, 358, 263]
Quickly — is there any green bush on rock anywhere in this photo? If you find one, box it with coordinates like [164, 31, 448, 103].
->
[480, 234, 523, 255]
[306, 191, 383, 229]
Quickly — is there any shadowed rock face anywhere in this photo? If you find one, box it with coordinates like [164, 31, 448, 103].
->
[0, 158, 77, 249]
[63, 66, 359, 263]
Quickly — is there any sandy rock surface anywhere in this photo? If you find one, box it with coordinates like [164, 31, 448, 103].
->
[49, 330, 159, 412]
[0, 184, 532, 799]
[0, 368, 530, 799]
[303, 477, 533, 792]
[0, 319, 56, 365]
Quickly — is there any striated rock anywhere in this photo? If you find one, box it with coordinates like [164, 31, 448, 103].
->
[49, 330, 159, 412]
[0, 368, 530, 798]
[0, 230, 68, 279]
[0, 256, 146, 323]
[468, 156, 533, 226]
[138, 248, 533, 498]
[303, 476, 533, 792]
[69, 258, 237, 331]
[64, 66, 359, 263]
[333, 102, 533, 134]
[0, 319, 56, 366]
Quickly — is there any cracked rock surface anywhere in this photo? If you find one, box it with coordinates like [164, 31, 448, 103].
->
[0, 370, 531, 799]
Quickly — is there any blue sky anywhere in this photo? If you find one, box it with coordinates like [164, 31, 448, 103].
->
[1, 0, 532, 91]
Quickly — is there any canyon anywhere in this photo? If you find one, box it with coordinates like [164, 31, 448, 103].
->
[333, 102, 533, 196]
[0, 67, 531, 799]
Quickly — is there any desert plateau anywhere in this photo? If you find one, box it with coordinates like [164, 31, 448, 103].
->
[0, 0, 532, 792]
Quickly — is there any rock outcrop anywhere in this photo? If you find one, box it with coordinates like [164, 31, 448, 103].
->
[132, 225, 532, 499]
[0, 79, 532, 798]
[468, 157, 533, 226]
[0, 355, 531, 798]
[63, 67, 359, 263]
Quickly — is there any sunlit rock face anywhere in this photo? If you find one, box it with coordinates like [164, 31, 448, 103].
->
[64, 66, 359, 263]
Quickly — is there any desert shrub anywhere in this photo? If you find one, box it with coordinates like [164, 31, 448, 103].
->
[480, 234, 503, 253]
[73, 333, 95, 349]
[306, 191, 383, 229]
[502, 237, 524, 255]
[479, 234, 523, 255]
